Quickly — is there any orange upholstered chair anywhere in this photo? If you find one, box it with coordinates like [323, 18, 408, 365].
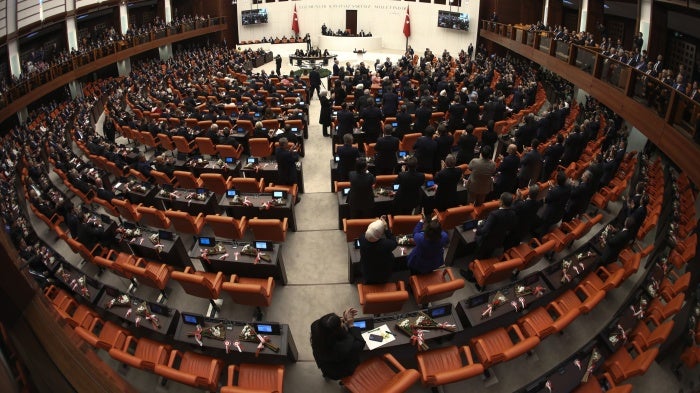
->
[216, 144, 244, 160]
[630, 320, 674, 352]
[249, 138, 274, 157]
[151, 170, 175, 186]
[434, 205, 474, 230]
[602, 345, 659, 384]
[505, 238, 556, 269]
[173, 170, 203, 189]
[195, 137, 218, 157]
[204, 214, 248, 240]
[164, 210, 205, 235]
[154, 350, 223, 392]
[120, 259, 172, 300]
[469, 257, 523, 291]
[221, 364, 285, 393]
[343, 218, 377, 242]
[409, 268, 465, 306]
[108, 336, 170, 372]
[111, 198, 142, 222]
[341, 353, 420, 393]
[573, 373, 632, 393]
[389, 215, 422, 235]
[172, 135, 197, 155]
[415, 346, 484, 387]
[73, 317, 128, 351]
[399, 133, 421, 151]
[518, 303, 580, 340]
[171, 267, 224, 316]
[248, 218, 288, 242]
[231, 177, 265, 193]
[470, 324, 540, 369]
[357, 281, 409, 315]
[200, 173, 234, 195]
[136, 206, 171, 229]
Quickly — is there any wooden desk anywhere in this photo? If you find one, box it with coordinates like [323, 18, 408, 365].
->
[218, 193, 297, 232]
[173, 315, 298, 363]
[189, 240, 288, 285]
[336, 188, 395, 229]
[154, 188, 219, 216]
[115, 181, 158, 206]
[444, 225, 478, 264]
[52, 261, 104, 306]
[173, 157, 241, 177]
[123, 229, 193, 269]
[240, 160, 305, 194]
[97, 286, 180, 337]
[542, 251, 599, 291]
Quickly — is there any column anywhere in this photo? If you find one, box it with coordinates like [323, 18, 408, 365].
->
[65, 16, 82, 99]
[7, 40, 20, 78]
[638, 0, 651, 52]
[118, 4, 131, 77]
[543, 0, 550, 26]
[160, 0, 173, 61]
[119, 3, 129, 35]
[579, 0, 589, 34]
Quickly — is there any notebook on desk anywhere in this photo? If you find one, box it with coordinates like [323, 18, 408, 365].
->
[158, 230, 174, 241]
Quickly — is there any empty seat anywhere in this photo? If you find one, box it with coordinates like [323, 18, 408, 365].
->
[518, 303, 580, 340]
[216, 144, 243, 160]
[154, 350, 223, 392]
[646, 293, 685, 325]
[659, 271, 691, 302]
[434, 205, 475, 230]
[172, 136, 197, 155]
[200, 173, 234, 195]
[389, 215, 422, 236]
[399, 133, 421, 151]
[469, 257, 523, 291]
[195, 137, 218, 157]
[73, 318, 129, 351]
[357, 281, 409, 315]
[249, 138, 273, 157]
[408, 268, 465, 306]
[204, 215, 248, 240]
[603, 345, 659, 384]
[171, 267, 224, 316]
[470, 324, 540, 369]
[120, 259, 171, 299]
[231, 177, 265, 193]
[220, 363, 284, 393]
[630, 320, 674, 352]
[248, 218, 288, 242]
[136, 206, 172, 229]
[173, 171, 203, 189]
[505, 238, 556, 269]
[341, 353, 420, 393]
[584, 266, 625, 292]
[415, 345, 484, 387]
[109, 336, 170, 372]
[111, 198, 142, 222]
[151, 170, 175, 186]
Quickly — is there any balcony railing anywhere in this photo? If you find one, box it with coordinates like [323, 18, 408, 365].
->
[481, 19, 700, 185]
[0, 16, 227, 124]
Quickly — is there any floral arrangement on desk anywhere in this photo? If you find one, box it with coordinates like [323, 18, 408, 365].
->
[200, 243, 228, 264]
[608, 323, 629, 346]
[561, 258, 586, 283]
[240, 324, 279, 356]
[124, 301, 161, 329]
[397, 235, 415, 246]
[185, 192, 207, 201]
[185, 157, 208, 168]
[260, 198, 285, 210]
[598, 224, 617, 248]
[125, 180, 147, 193]
[157, 189, 180, 199]
[481, 291, 508, 318]
[188, 322, 228, 347]
[228, 195, 254, 206]
[243, 162, 260, 170]
[374, 187, 395, 197]
[106, 294, 131, 309]
[515, 283, 546, 298]
[240, 244, 271, 262]
[116, 226, 141, 239]
[396, 318, 429, 351]
[580, 347, 602, 383]
[70, 275, 90, 299]
[630, 296, 649, 320]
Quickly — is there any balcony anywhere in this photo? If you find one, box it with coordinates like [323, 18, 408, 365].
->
[480, 20, 700, 185]
[0, 16, 227, 124]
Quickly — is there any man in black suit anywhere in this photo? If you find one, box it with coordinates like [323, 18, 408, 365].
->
[541, 134, 564, 181]
[337, 133, 360, 181]
[309, 66, 322, 100]
[359, 217, 399, 284]
[275, 137, 300, 188]
[360, 101, 383, 143]
[505, 185, 543, 248]
[205, 123, 220, 145]
[381, 88, 399, 117]
[600, 218, 635, 264]
[455, 125, 478, 165]
[413, 126, 438, 174]
[563, 171, 593, 222]
[348, 158, 376, 218]
[446, 96, 465, 132]
[219, 127, 241, 147]
[392, 157, 425, 215]
[433, 154, 463, 211]
[560, 125, 584, 167]
[518, 139, 542, 188]
[394, 105, 412, 140]
[493, 144, 520, 197]
[481, 120, 498, 151]
[413, 100, 432, 135]
[514, 114, 537, 151]
[537, 171, 571, 235]
[464, 93, 480, 127]
[475, 192, 517, 259]
[336, 103, 356, 143]
[374, 125, 399, 175]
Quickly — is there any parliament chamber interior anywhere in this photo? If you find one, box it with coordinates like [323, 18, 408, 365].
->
[0, 0, 699, 392]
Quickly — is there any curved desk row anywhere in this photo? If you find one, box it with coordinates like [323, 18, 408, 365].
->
[316, 35, 383, 52]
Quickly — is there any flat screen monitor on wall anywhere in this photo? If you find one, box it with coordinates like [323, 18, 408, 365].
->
[437, 10, 469, 31]
[242, 9, 268, 25]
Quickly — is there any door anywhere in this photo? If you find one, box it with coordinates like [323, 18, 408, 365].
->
[346, 10, 357, 35]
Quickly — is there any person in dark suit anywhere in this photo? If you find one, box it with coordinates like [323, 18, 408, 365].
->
[514, 114, 537, 151]
[348, 158, 376, 218]
[319, 90, 333, 137]
[535, 111, 554, 142]
[103, 115, 116, 143]
[464, 93, 480, 127]
[392, 157, 425, 215]
[336, 103, 356, 143]
[275, 137, 300, 188]
[563, 170, 592, 222]
[537, 171, 571, 235]
[455, 125, 478, 165]
[219, 127, 241, 147]
[337, 134, 360, 181]
[360, 101, 383, 143]
[381, 88, 399, 117]
[394, 105, 412, 140]
[309, 67, 322, 100]
[493, 144, 520, 197]
[413, 126, 438, 174]
[505, 184, 543, 248]
[434, 124, 454, 171]
[310, 310, 364, 380]
[560, 125, 584, 167]
[433, 154, 463, 211]
[374, 125, 399, 175]
[475, 192, 518, 260]
[413, 99, 432, 134]
[480, 120, 498, 151]
[541, 134, 564, 181]
[333, 80, 347, 106]
[447, 96, 465, 132]
[359, 217, 398, 284]
[205, 123, 220, 145]
[517, 139, 542, 188]
[600, 218, 635, 264]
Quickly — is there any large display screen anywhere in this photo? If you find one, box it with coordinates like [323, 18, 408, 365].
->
[437, 10, 469, 31]
[242, 9, 268, 25]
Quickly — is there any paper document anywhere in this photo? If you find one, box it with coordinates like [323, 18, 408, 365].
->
[361, 324, 396, 350]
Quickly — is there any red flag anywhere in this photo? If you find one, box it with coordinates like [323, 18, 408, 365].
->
[403, 6, 411, 38]
[292, 5, 299, 35]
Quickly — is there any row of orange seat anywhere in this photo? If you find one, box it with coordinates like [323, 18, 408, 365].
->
[44, 285, 284, 392]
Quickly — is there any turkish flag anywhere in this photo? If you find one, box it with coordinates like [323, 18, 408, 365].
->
[292, 5, 299, 35]
[403, 6, 411, 38]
